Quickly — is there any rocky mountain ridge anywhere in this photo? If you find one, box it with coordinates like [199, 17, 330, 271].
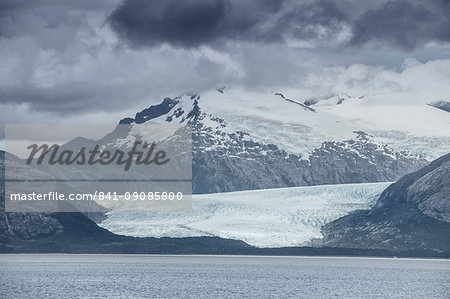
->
[318, 153, 450, 252]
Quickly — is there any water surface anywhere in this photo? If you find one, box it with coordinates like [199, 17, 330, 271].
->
[0, 254, 448, 298]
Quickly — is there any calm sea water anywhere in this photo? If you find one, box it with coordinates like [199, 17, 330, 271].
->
[0, 254, 448, 298]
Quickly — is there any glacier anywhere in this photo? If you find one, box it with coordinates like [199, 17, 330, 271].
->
[99, 182, 391, 248]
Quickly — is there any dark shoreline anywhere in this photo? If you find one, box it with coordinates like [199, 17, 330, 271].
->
[2, 236, 449, 259]
[2, 208, 449, 259]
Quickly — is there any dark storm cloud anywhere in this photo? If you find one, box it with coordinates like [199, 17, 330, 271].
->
[281, 0, 348, 41]
[108, 0, 450, 50]
[107, 0, 286, 48]
[350, 0, 450, 50]
[107, 0, 350, 48]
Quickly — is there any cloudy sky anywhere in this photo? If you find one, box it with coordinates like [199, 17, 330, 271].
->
[0, 0, 449, 134]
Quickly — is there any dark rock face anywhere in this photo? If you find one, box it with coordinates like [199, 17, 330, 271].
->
[122, 97, 179, 124]
[428, 100, 450, 113]
[190, 113, 427, 193]
[119, 117, 134, 124]
[318, 153, 450, 252]
[307, 134, 425, 185]
[0, 151, 63, 242]
[274, 93, 316, 112]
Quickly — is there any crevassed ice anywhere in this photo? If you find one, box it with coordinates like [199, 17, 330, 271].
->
[99, 182, 390, 248]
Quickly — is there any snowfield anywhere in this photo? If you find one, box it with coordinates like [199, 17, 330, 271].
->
[99, 182, 391, 248]
[130, 88, 450, 159]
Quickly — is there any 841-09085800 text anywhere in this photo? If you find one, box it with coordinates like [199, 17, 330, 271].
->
[9, 191, 184, 201]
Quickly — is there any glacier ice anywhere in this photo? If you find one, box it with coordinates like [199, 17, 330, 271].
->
[99, 182, 391, 248]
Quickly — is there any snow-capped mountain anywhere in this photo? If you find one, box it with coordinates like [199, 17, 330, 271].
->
[1, 88, 449, 253]
[7, 88, 444, 196]
[117, 89, 449, 155]
[107, 88, 448, 193]
[122, 88, 449, 156]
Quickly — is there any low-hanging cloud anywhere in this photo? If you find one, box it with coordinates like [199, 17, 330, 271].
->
[107, 0, 450, 50]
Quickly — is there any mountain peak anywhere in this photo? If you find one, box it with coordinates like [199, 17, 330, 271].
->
[119, 95, 200, 125]
[304, 93, 361, 107]
[274, 93, 316, 112]
[216, 86, 228, 94]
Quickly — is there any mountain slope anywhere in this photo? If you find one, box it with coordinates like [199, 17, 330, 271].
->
[318, 153, 450, 252]
[10, 89, 438, 195]
[113, 92, 430, 193]
[2, 150, 449, 257]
